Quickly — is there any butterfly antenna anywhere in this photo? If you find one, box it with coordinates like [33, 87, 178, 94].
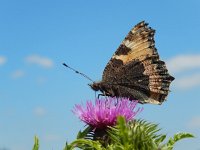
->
[63, 63, 94, 82]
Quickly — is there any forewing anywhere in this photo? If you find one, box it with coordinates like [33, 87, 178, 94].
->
[102, 21, 174, 104]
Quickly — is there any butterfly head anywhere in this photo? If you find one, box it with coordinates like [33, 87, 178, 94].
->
[88, 82, 101, 91]
[88, 82, 115, 96]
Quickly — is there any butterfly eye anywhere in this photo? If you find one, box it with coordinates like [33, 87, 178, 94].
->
[88, 83, 100, 91]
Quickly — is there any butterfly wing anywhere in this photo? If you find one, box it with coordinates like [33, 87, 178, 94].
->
[102, 21, 174, 104]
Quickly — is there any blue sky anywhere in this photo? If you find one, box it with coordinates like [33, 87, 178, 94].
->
[0, 0, 200, 150]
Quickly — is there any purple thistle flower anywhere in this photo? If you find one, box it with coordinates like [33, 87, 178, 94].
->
[73, 97, 142, 129]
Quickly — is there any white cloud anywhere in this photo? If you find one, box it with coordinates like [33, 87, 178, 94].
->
[167, 54, 200, 74]
[0, 56, 7, 65]
[187, 116, 200, 129]
[174, 73, 200, 90]
[34, 107, 47, 117]
[11, 70, 25, 79]
[25, 54, 53, 68]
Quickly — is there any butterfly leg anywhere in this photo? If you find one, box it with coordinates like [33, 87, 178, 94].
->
[97, 93, 105, 99]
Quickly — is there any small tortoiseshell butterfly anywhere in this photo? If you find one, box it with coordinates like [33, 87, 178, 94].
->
[64, 21, 174, 104]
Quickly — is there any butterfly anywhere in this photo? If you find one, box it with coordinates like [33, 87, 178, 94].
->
[64, 21, 174, 104]
[88, 21, 174, 104]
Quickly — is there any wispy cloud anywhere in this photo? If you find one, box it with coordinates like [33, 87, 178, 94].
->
[25, 54, 53, 68]
[11, 70, 25, 79]
[174, 73, 200, 90]
[166, 54, 200, 90]
[0, 56, 7, 65]
[167, 54, 200, 74]
[34, 106, 47, 117]
[187, 116, 200, 129]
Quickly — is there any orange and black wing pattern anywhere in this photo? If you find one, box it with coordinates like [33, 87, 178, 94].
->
[102, 21, 174, 104]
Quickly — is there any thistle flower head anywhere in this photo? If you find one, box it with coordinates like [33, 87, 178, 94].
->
[73, 97, 142, 129]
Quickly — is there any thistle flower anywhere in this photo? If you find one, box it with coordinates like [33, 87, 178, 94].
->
[73, 97, 142, 129]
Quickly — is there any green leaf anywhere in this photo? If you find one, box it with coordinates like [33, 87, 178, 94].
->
[32, 136, 39, 150]
[63, 141, 73, 150]
[108, 117, 161, 150]
[155, 134, 166, 144]
[63, 117, 195, 150]
[116, 116, 129, 145]
[68, 139, 106, 150]
[77, 126, 93, 139]
[166, 132, 194, 148]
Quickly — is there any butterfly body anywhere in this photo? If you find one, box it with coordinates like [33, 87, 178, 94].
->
[89, 21, 174, 104]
